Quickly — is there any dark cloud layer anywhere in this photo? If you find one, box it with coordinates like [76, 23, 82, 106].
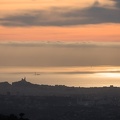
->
[0, 41, 120, 67]
[1, 41, 120, 48]
[113, 0, 120, 8]
[0, 0, 120, 26]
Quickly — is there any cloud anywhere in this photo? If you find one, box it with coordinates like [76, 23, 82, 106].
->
[112, 0, 120, 8]
[1, 41, 120, 48]
[0, 41, 120, 67]
[0, 1, 120, 27]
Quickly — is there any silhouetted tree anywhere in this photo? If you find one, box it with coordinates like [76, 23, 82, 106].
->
[0, 113, 29, 120]
[19, 113, 25, 119]
[9, 114, 18, 120]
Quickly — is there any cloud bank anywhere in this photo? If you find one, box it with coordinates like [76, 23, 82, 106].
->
[113, 0, 120, 8]
[0, 0, 120, 27]
[0, 41, 120, 67]
[1, 41, 120, 48]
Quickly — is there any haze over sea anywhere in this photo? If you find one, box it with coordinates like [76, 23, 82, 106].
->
[0, 41, 120, 87]
[0, 0, 120, 87]
[1, 66, 120, 87]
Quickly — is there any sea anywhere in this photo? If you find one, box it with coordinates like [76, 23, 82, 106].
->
[0, 67, 120, 87]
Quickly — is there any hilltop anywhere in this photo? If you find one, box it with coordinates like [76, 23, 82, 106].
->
[1, 78, 120, 120]
[0, 77, 119, 96]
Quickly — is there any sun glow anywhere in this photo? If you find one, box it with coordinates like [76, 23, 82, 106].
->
[96, 73, 120, 78]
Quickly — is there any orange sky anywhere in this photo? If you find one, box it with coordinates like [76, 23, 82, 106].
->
[0, 24, 120, 41]
[0, 0, 120, 42]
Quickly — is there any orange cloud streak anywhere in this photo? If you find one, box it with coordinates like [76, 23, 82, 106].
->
[0, 24, 120, 42]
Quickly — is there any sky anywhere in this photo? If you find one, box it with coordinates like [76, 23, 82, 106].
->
[0, 0, 120, 72]
[0, 0, 120, 41]
[0, 41, 120, 68]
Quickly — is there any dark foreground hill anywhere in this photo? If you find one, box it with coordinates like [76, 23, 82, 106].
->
[1, 78, 120, 120]
[0, 78, 120, 96]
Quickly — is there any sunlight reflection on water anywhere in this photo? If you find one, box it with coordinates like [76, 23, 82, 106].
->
[0, 72, 120, 87]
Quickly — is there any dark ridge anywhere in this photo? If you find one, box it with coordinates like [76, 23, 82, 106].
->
[0, 81, 11, 86]
[12, 77, 32, 87]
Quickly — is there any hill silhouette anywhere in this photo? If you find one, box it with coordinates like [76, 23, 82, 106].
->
[12, 78, 33, 87]
[0, 77, 120, 96]
[1, 78, 120, 120]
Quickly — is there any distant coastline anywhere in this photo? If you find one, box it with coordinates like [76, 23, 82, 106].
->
[0, 77, 119, 96]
